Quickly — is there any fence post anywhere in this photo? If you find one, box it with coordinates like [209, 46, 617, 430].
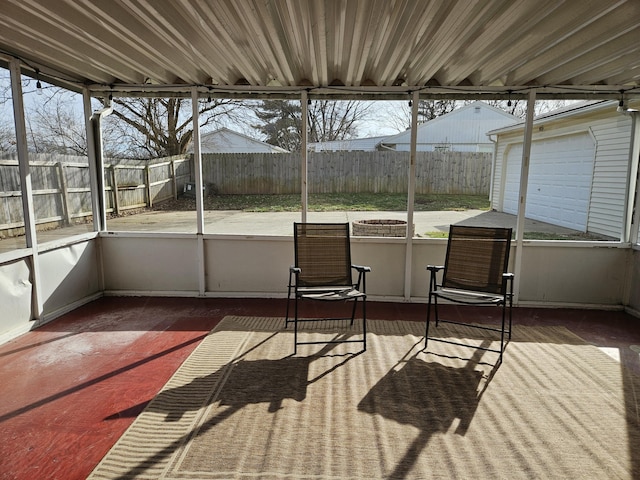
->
[145, 164, 152, 208]
[171, 159, 177, 200]
[56, 161, 71, 226]
[112, 165, 120, 215]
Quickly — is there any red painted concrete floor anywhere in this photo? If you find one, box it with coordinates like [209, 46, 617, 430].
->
[1, 297, 640, 480]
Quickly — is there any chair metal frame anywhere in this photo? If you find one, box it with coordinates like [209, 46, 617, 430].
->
[286, 223, 370, 354]
[425, 225, 514, 361]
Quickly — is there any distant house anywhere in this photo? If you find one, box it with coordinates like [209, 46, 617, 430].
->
[379, 101, 519, 153]
[489, 100, 640, 238]
[308, 135, 389, 152]
[308, 101, 519, 153]
[196, 128, 288, 154]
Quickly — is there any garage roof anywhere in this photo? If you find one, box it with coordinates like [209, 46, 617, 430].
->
[0, 0, 639, 100]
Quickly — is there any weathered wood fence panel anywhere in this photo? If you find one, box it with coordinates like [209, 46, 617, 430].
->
[201, 151, 491, 195]
[0, 153, 190, 235]
[1, 150, 489, 235]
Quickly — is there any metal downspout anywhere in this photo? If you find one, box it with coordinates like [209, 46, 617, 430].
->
[89, 97, 113, 231]
[488, 134, 498, 208]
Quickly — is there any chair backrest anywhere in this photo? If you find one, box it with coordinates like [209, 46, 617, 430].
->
[294, 223, 353, 287]
[442, 225, 512, 294]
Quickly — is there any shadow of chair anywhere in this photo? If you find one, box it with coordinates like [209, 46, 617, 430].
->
[425, 225, 514, 362]
[358, 346, 494, 479]
[285, 223, 370, 354]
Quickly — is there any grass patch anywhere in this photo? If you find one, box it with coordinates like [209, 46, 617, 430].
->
[422, 230, 608, 241]
[199, 193, 490, 212]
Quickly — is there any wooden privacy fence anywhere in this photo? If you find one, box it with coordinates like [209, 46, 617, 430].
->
[103, 156, 190, 214]
[201, 151, 492, 195]
[0, 150, 490, 236]
[0, 153, 190, 236]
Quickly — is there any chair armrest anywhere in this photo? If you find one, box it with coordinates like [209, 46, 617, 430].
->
[290, 266, 301, 274]
[426, 265, 444, 292]
[352, 264, 371, 273]
[502, 272, 515, 297]
[351, 265, 370, 293]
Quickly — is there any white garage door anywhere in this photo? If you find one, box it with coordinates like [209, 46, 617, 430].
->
[503, 133, 595, 231]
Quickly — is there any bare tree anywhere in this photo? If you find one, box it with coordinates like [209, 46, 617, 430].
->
[28, 89, 88, 155]
[374, 99, 457, 133]
[465, 99, 577, 118]
[416, 99, 457, 123]
[375, 99, 580, 135]
[0, 70, 17, 154]
[107, 97, 248, 158]
[253, 99, 372, 151]
[0, 115, 16, 154]
[307, 100, 372, 143]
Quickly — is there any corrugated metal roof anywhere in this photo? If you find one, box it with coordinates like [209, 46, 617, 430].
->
[0, 0, 639, 100]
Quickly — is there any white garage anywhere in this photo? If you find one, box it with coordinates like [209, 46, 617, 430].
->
[502, 132, 595, 232]
[492, 100, 637, 239]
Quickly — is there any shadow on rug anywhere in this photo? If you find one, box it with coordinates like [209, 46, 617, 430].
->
[89, 316, 640, 480]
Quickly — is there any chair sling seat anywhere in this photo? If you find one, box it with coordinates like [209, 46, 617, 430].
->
[436, 288, 505, 304]
[286, 223, 370, 354]
[296, 286, 365, 301]
[425, 225, 514, 362]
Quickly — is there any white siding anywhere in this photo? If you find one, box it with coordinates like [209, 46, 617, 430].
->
[383, 101, 518, 152]
[198, 128, 287, 154]
[502, 133, 595, 231]
[492, 104, 633, 239]
[587, 117, 633, 238]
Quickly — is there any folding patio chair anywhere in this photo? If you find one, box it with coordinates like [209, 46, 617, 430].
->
[285, 223, 370, 354]
[425, 225, 514, 361]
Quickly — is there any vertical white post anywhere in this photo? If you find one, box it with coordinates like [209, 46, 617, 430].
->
[404, 91, 419, 300]
[192, 88, 204, 234]
[9, 59, 42, 319]
[82, 88, 106, 290]
[83, 88, 101, 232]
[301, 91, 308, 222]
[192, 88, 206, 295]
[624, 112, 640, 243]
[513, 89, 536, 304]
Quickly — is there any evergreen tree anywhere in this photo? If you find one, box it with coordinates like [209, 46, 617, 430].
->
[253, 99, 371, 151]
[253, 100, 302, 152]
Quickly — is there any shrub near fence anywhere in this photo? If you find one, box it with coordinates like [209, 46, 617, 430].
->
[201, 151, 491, 195]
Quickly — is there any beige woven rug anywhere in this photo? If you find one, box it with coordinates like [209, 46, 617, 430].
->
[89, 316, 640, 479]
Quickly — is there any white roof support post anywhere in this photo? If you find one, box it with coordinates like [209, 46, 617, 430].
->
[301, 90, 308, 223]
[87, 93, 112, 232]
[83, 88, 106, 291]
[82, 88, 101, 232]
[404, 91, 419, 300]
[192, 87, 206, 295]
[513, 89, 537, 304]
[9, 58, 42, 319]
[624, 111, 640, 243]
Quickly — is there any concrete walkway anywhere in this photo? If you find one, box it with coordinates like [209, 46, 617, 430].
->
[102, 209, 589, 237]
[0, 209, 601, 253]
